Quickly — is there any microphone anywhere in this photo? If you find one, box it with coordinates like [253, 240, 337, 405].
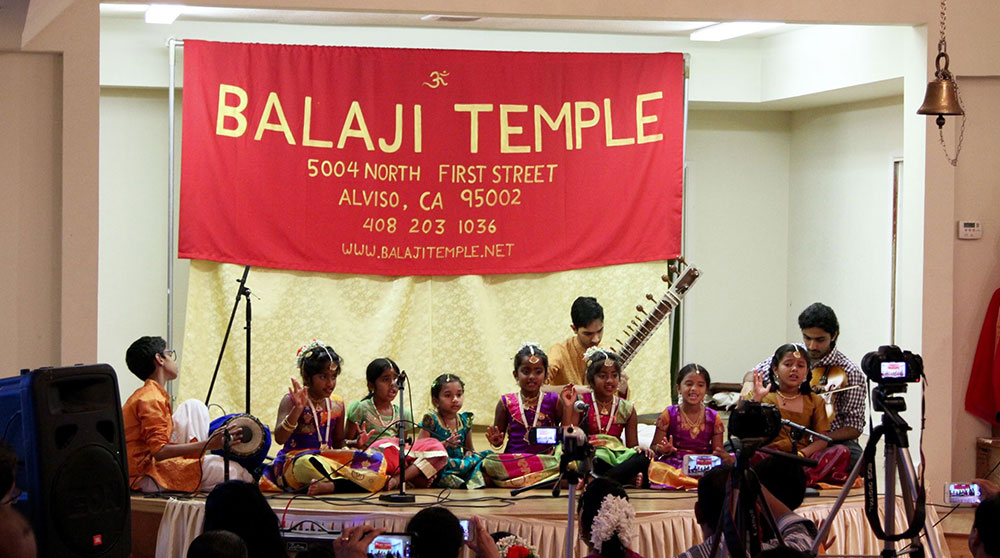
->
[394, 370, 408, 389]
[573, 400, 590, 414]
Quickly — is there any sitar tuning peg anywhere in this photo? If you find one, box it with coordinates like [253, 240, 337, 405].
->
[668, 264, 678, 274]
[636, 305, 646, 314]
[616, 339, 624, 346]
[646, 293, 656, 301]
[661, 275, 671, 283]
[677, 255, 686, 265]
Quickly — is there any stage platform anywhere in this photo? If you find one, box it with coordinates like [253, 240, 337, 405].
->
[130, 487, 949, 558]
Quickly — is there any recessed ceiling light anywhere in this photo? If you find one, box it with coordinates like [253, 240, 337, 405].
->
[689, 21, 785, 42]
[145, 4, 183, 25]
[421, 14, 482, 23]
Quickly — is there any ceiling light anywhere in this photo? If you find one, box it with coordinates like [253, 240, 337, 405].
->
[145, 4, 183, 25]
[689, 21, 785, 42]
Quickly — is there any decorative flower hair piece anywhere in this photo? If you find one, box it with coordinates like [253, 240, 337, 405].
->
[495, 535, 539, 558]
[520, 341, 542, 364]
[295, 339, 334, 369]
[583, 346, 617, 368]
[589, 494, 637, 551]
[432, 374, 465, 389]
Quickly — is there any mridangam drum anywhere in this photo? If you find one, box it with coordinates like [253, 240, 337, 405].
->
[209, 413, 271, 472]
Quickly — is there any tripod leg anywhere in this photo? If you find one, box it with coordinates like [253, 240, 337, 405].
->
[884, 444, 898, 556]
[896, 447, 938, 558]
[810, 450, 868, 554]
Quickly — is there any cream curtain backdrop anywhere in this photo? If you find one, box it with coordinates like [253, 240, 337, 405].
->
[177, 259, 678, 429]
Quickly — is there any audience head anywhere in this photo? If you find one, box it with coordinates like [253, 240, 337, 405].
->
[187, 530, 248, 558]
[406, 506, 464, 558]
[571, 296, 604, 348]
[578, 477, 635, 558]
[971, 494, 1000, 558]
[125, 336, 170, 381]
[752, 457, 807, 511]
[696, 464, 734, 535]
[768, 344, 813, 395]
[203, 481, 283, 558]
[0, 507, 36, 558]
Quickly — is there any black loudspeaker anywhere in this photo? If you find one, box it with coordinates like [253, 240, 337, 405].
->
[0, 364, 131, 558]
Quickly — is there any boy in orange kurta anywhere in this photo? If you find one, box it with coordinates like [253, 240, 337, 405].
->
[122, 336, 250, 492]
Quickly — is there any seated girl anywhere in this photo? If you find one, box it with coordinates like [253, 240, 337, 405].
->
[346, 358, 448, 490]
[648, 363, 729, 489]
[482, 343, 575, 487]
[260, 341, 388, 494]
[748, 343, 850, 486]
[418, 374, 490, 489]
[566, 348, 653, 487]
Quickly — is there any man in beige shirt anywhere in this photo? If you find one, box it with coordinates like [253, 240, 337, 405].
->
[547, 296, 604, 387]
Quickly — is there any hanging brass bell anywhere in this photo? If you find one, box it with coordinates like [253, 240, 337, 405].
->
[917, 52, 964, 128]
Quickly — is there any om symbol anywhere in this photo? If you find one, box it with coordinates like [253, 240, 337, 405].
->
[422, 70, 450, 88]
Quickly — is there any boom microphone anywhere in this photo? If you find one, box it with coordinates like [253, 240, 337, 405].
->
[573, 400, 590, 414]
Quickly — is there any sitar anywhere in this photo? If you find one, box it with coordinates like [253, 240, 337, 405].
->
[613, 262, 701, 371]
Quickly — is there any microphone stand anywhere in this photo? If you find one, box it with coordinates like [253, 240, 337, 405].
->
[781, 418, 832, 455]
[204, 265, 254, 413]
[380, 371, 415, 503]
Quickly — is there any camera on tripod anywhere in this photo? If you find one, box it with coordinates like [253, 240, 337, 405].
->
[861, 345, 923, 385]
[528, 425, 593, 462]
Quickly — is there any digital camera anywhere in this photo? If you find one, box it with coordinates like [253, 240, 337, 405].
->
[861, 345, 922, 385]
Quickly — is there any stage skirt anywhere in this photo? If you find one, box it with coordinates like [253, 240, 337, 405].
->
[259, 448, 388, 493]
[481, 452, 560, 488]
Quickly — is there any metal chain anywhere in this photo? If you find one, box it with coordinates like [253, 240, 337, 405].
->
[937, 75, 965, 166]
[939, 0, 947, 48]
[935, 0, 963, 166]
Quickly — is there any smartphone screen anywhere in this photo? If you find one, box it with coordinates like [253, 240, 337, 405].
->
[459, 519, 470, 541]
[531, 427, 559, 445]
[683, 454, 722, 477]
[367, 533, 412, 558]
[947, 483, 982, 505]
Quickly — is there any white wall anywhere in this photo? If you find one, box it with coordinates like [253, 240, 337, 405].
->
[98, 88, 189, 397]
[682, 110, 791, 379]
[787, 96, 909, 439]
[950, 77, 1000, 478]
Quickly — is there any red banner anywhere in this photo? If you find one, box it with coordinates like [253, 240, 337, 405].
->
[179, 40, 685, 276]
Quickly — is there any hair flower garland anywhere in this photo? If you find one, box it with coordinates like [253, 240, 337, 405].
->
[296, 339, 331, 368]
[589, 494, 637, 551]
[495, 535, 539, 558]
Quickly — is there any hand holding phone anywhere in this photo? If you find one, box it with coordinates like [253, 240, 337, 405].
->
[946, 482, 982, 505]
[367, 533, 413, 558]
[333, 525, 385, 558]
[459, 519, 476, 544]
